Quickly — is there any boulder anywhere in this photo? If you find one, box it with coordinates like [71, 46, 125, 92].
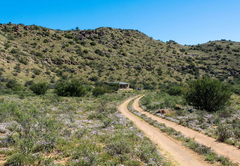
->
[155, 109, 170, 115]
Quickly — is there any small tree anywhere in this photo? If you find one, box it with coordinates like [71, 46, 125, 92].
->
[30, 82, 49, 95]
[185, 77, 232, 112]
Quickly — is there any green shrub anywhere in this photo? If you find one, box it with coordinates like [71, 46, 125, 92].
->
[232, 85, 240, 95]
[89, 76, 99, 82]
[43, 39, 49, 43]
[14, 64, 21, 73]
[180, 48, 185, 52]
[80, 41, 86, 46]
[106, 83, 120, 92]
[19, 57, 28, 65]
[30, 82, 49, 95]
[95, 49, 102, 55]
[5, 153, 36, 166]
[55, 79, 87, 97]
[35, 52, 43, 57]
[6, 79, 22, 91]
[217, 124, 232, 142]
[185, 77, 232, 112]
[90, 41, 96, 46]
[143, 83, 156, 90]
[166, 86, 182, 96]
[92, 87, 107, 97]
[64, 34, 74, 39]
[122, 52, 127, 56]
[83, 49, 88, 53]
[106, 140, 130, 155]
[76, 48, 83, 56]
[31, 68, 41, 75]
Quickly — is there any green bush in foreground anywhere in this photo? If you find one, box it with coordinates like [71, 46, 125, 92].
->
[30, 82, 49, 95]
[185, 77, 232, 112]
[55, 79, 86, 97]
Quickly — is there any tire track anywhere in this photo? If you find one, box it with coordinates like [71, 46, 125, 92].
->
[118, 96, 211, 166]
[133, 95, 240, 165]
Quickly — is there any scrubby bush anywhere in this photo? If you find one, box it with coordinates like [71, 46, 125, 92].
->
[92, 87, 107, 97]
[141, 92, 185, 111]
[6, 79, 22, 91]
[83, 49, 88, 54]
[55, 79, 86, 97]
[92, 83, 120, 97]
[90, 41, 96, 46]
[19, 57, 28, 65]
[5, 153, 36, 166]
[14, 64, 21, 73]
[31, 68, 41, 75]
[64, 34, 74, 39]
[217, 124, 232, 142]
[95, 49, 102, 56]
[106, 140, 130, 155]
[143, 83, 156, 90]
[232, 85, 240, 95]
[185, 77, 232, 112]
[43, 39, 49, 43]
[30, 82, 49, 95]
[107, 83, 120, 92]
[89, 76, 99, 82]
[166, 86, 182, 96]
[35, 52, 43, 57]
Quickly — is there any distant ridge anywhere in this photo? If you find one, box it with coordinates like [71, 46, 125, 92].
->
[0, 23, 239, 89]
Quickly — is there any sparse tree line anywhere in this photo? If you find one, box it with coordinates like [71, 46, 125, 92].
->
[0, 78, 120, 97]
[0, 76, 235, 112]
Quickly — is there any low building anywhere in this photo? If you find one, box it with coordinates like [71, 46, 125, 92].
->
[118, 82, 130, 89]
[105, 82, 130, 89]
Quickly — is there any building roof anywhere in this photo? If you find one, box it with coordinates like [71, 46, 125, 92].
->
[105, 82, 130, 85]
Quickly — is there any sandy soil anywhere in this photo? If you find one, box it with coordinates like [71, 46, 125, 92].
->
[118, 96, 211, 166]
[0, 132, 6, 166]
[133, 95, 240, 165]
[0, 154, 6, 166]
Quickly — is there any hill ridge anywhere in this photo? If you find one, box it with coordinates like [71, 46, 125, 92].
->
[0, 23, 239, 89]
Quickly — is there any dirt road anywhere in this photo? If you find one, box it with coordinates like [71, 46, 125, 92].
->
[118, 96, 211, 166]
[133, 96, 240, 165]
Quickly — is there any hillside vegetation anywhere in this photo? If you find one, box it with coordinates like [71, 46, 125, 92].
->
[0, 22, 239, 89]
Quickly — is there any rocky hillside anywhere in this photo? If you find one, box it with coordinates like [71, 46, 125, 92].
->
[0, 22, 239, 89]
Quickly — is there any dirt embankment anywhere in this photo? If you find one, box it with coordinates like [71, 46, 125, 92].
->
[118, 96, 211, 166]
[133, 96, 240, 165]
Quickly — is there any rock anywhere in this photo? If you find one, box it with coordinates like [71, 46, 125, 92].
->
[155, 109, 170, 115]
[188, 108, 194, 113]
[24, 26, 29, 30]
[175, 104, 183, 110]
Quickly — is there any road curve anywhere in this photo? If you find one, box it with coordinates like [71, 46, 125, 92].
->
[133, 95, 240, 165]
[118, 96, 210, 166]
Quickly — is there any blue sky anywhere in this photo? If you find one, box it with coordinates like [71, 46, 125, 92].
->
[1, 0, 240, 45]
